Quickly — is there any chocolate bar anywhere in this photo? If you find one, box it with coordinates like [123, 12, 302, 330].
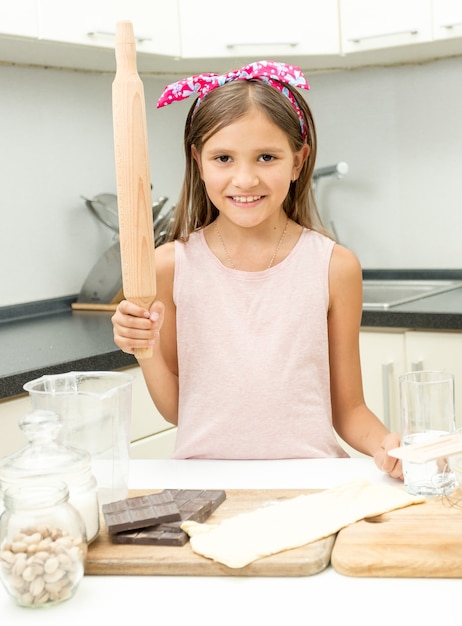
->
[164, 489, 227, 513]
[102, 491, 181, 534]
[111, 489, 227, 546]
[112, 499, 213, 546]
[112, 526, 190, 547]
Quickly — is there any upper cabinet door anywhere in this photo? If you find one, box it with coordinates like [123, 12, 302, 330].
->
[0, 1, 38, 37]
[432, 0, 462, 40]
[340, 0, 432, 53]
[179, 0, 340, 59]
[37, 0, 180, 57]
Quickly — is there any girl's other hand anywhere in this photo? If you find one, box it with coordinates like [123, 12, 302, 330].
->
[111, 299, 165, 355]
[374, 432, 403, 480]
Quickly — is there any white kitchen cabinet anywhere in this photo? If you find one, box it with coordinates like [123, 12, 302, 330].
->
[359, 328, 462, 437]
[432, 0, 462, 40]
[0, 0, 38, 37]
[37, 0, 180, 57]
[179, 0, 340, 59]
[359, 328, 407, 432]
[340, 0, 432, 54]
[0, 365, 176, 460]
[1, 0, 462, 74]
[130, 429, 177, 459]
[405, 330, 462, 424]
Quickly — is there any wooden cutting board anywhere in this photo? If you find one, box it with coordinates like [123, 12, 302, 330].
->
[331, 490, 462, 577]
[86, 489, 335, 577]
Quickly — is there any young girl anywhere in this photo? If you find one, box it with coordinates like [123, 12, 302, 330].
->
[112, 60, 402, 479]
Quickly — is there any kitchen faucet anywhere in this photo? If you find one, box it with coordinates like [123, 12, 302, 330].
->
[312, 161, 349, 191]
[312, 161, 349, 242]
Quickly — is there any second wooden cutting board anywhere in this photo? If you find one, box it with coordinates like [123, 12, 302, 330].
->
[331, 491, 462, 577]
[86, 489, 335, 577]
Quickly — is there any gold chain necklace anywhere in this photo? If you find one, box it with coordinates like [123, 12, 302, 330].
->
[214, 216, 289, 270]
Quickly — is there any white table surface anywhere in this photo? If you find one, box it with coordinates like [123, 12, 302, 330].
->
[1, 458, 460, 626]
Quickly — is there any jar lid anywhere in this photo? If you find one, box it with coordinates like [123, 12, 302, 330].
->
[0, 410, 93, 491]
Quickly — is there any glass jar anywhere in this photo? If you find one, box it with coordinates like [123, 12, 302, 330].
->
[0, 482, 87, 608]
[0, 410, 100, 542]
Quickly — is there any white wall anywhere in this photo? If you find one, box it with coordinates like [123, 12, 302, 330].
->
[1, 55, 461, 307]
[310, 56, 462, 268]
[0, 65, 188, 307]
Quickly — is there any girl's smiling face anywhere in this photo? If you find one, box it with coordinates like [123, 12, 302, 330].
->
[192, 108, 309, 229]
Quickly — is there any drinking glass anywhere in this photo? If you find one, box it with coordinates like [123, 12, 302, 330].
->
[400, 370, 457, 496]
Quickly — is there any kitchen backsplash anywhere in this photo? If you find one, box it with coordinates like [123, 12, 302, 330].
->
[0, 55, 461, 307]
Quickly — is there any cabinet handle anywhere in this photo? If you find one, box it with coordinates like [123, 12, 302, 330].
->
[441, 21, 462, 29]
[411, 360, 424, 371]
[226, 42, 299, 48]
[87, 30, 152, 43]
[381, 362, 393, 430]
[349, 29, 418, 43]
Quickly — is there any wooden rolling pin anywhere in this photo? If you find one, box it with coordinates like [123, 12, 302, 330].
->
[389, 432, 462, 463]
[112, 20, 156, 359]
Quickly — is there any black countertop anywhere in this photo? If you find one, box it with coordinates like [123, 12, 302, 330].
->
[0, 297, 135, 400]
[361, 269, 462, 329]
[2, 269, 462, 401]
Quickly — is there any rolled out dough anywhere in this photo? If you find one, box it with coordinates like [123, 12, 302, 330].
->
[182, 478, 425, 568]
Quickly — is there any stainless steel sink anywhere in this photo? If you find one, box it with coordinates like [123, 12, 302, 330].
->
[362, 279, 462, 309]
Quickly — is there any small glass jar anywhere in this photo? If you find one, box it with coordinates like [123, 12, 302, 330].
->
[0, 411, 100, 542]
[0, 482, 87, 608]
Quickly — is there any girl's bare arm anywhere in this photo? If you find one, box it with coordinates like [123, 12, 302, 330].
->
[111, 242, 180, 425]
[327, 244, 402, 479]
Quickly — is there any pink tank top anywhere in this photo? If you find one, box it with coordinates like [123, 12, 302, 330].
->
[172, 227, 349, 460]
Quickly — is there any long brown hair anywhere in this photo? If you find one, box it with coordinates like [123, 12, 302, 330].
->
[168, 79, 329, 241]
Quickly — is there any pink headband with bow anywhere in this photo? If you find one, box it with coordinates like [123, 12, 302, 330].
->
[156, 60, 310, 140]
